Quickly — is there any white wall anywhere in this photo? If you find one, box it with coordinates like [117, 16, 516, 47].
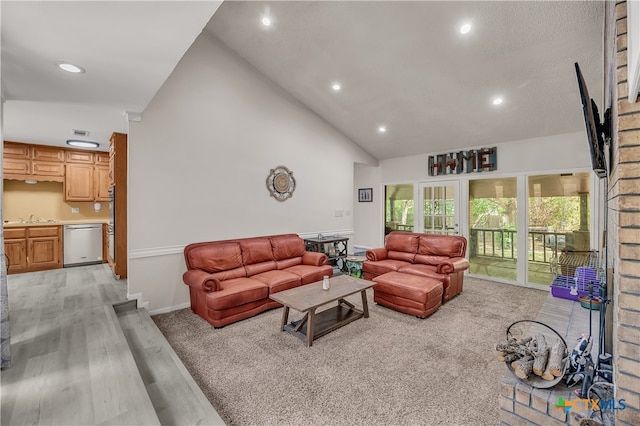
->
[127, 31, 376, 312]
[353, 132, 594, 248]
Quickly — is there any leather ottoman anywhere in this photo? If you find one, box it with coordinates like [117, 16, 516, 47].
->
[372, 271, 443, 318]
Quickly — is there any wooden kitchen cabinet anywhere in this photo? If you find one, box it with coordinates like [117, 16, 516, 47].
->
[108, 132, 127, 278]
[65, 150, 94, 164]
[95, 166, 110, 201]
[31, 161, 65, 178]
[3, 141, 30, 158]
[95, 152, 109, 166]
[64, 163, 110, 202]
[28, 227, 61, 271]
[4, 228, 28, 274]
[65, 164, 95, 201]
[3, 141, 65, 182]
[3, 157, 31, 175]
[3, 226, 62, 274]
[32, 146, 65, 162]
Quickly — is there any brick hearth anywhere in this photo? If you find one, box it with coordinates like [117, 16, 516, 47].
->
[499, 293, 600, 425]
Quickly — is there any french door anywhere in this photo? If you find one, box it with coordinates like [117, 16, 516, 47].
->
[417, 181, 460, 235]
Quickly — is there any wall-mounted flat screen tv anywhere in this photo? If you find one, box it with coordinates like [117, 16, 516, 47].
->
[574, 62, 608, 179]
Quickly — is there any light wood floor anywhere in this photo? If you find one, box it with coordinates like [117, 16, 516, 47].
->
[1, 264, 224, 426]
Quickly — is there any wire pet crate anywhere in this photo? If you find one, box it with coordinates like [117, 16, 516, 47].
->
[550, 250, 603, 301]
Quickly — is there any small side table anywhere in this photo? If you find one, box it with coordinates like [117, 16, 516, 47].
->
[346, 256, 367, 278]
[304, 236, 349, 272]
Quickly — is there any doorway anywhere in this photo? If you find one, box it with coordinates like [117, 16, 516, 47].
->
[417, 181, 460, 235]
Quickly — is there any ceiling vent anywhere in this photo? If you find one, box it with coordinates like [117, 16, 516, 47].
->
[72, 129, 90, 137]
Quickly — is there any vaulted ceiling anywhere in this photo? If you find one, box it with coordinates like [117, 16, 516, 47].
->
[2, 1, 604, 159]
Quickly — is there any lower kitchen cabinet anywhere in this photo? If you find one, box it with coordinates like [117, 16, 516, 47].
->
[4, 226, 62, 274]
[5, 235, 27, 274]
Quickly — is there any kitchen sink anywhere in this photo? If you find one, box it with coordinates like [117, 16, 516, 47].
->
[4, 218, 59, 225]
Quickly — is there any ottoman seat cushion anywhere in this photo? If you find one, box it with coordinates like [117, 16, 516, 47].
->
[372, 271, 443, 318]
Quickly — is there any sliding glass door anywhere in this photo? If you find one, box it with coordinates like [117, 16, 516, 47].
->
[527, 173, 591, 285]
[468, 178, 518, 281]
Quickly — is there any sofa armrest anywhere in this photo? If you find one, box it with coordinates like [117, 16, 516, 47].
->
[183, 269, 221, 292]
[302, 251, 328, 266]
[436, 257, 470, 274]
[366, 248, 388, 262]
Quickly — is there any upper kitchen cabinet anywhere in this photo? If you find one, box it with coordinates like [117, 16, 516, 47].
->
[32, 145, 65, 162]
[95, 152, 109, 166]
[65, 163, 95, 201]
[2, 141, 111, 202]
[4, 141, 30, 158]
[3, 141, 65, 182]
[65, 150, 95, 164]
[94, 166, 110, 201]
[65, 162, 109, 202]
[64, 149, 110, 201]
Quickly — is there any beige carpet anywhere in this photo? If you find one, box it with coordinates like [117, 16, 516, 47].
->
[153, 277, 547, 426]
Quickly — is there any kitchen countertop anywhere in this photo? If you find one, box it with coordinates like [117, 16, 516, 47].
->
[3, 219, 109, 228]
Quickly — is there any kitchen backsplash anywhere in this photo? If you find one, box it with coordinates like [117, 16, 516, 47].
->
[2, 180, 109, 222]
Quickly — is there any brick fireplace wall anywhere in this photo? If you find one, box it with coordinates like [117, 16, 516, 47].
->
[610, 2, 640, 425]
[500, 3, 640, 425]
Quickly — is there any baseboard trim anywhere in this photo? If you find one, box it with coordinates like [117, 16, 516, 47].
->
[127, 292, 149, 310]
[149, 302, 190, 316]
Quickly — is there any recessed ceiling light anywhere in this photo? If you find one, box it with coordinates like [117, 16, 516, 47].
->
[460, 23, 472, 34]
[492, 97, 504, 106]
[378, 125, 387, 134]
[66, 140, 99, 148]
[56, 62, 85, 73]
[331, 82, 342, 92]
[261, 16, 272, 27]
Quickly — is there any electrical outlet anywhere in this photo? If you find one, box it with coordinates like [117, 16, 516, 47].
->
[335, 210, 344, 217]
[71, 207, 79, 214]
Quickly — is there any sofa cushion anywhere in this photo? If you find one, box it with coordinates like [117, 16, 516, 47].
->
[251, 270, 301, 293]
[245, 261, 278, 276]
[386, 232, 420, 253]
[285, 264, 334, 285]
[270, 234, 305, 260]
[240, 238, 274, 265]
[207, 278, 269, 311]
[387, 250, 416, 263]
[385, 232, 419, 262]
[275, 257, 302, 270]
[414, 254, 451, 267]
[363, 259, 411, 277]
[418, 234, 466, 257]
[186, 242, 245, 275]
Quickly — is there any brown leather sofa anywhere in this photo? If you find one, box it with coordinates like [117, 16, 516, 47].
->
[363, 232, 469, 317]
[183, 234, 333, 327]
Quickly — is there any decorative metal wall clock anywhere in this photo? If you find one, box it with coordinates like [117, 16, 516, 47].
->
[266, 165, 296, 201]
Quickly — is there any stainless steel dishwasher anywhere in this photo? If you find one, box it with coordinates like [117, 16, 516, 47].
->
[63, 224, 103, 267]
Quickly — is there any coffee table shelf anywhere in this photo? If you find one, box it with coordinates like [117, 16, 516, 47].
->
[284, 302, 364, 342]
[270, 275, 375, 347]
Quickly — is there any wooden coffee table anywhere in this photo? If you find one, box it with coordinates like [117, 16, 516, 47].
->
[269, 275, 376, 347]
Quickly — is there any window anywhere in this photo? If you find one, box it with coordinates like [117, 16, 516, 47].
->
[384, 184, 414, 235]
